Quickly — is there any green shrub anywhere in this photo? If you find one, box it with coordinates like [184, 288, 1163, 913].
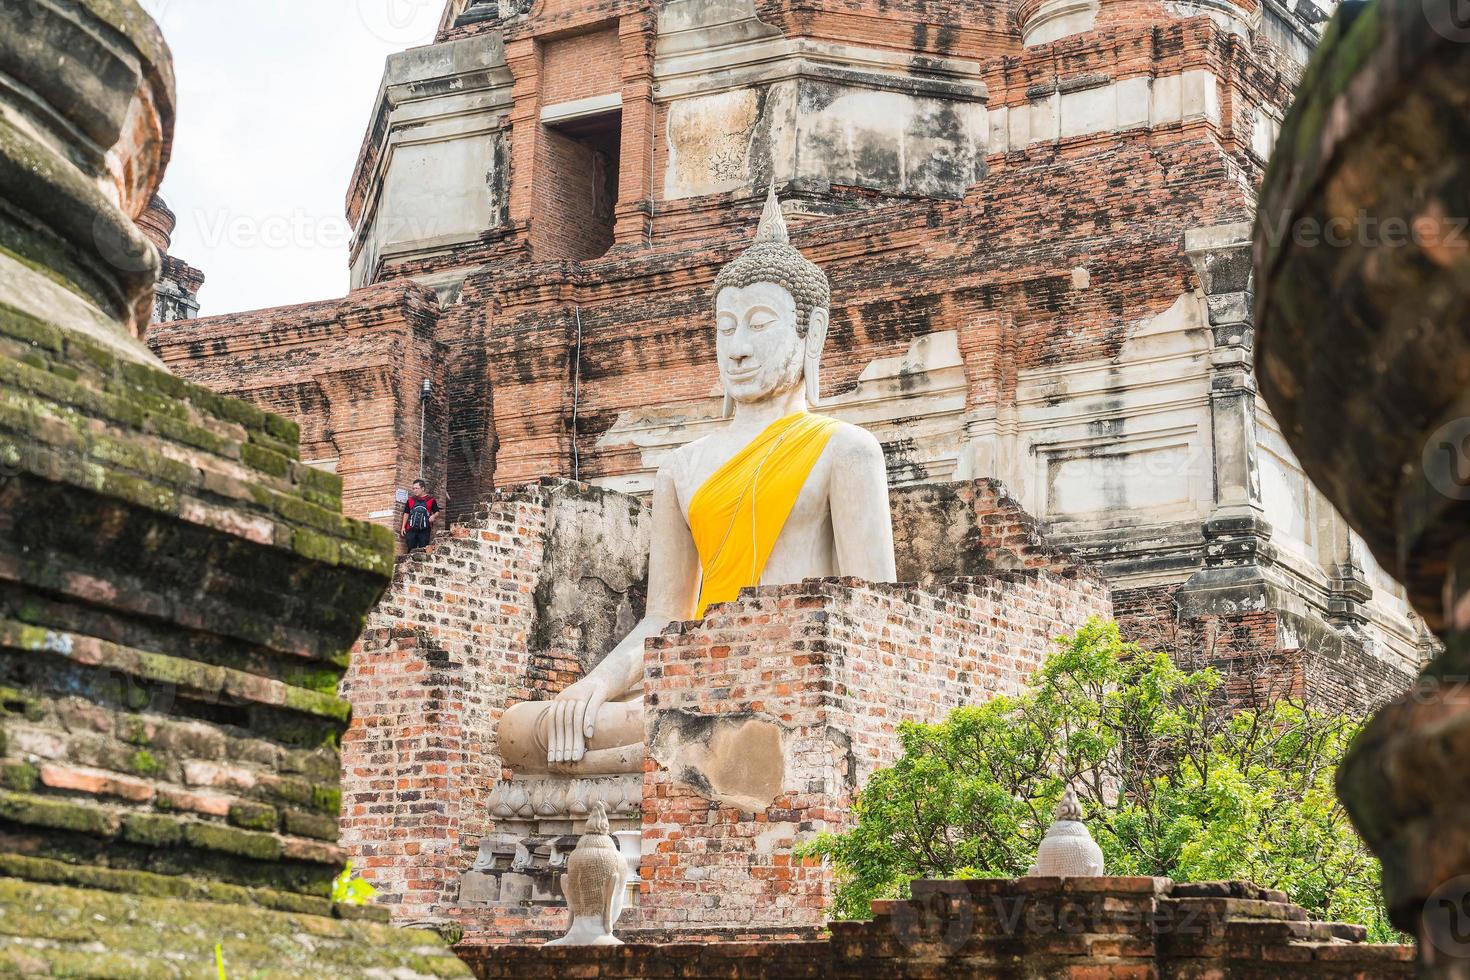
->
[797, 619, 1402, 942]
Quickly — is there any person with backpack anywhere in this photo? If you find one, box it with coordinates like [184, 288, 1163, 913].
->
[400, 479, 439, 551]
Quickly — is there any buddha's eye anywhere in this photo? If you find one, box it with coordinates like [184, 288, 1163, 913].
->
[717, 316, 736, 336]
[750, 315, 775, 331]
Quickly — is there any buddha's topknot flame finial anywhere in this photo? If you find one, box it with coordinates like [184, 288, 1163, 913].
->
[754, 181, 789, 245]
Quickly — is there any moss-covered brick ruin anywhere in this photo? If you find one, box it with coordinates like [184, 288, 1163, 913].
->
[0, 0, 468, 974]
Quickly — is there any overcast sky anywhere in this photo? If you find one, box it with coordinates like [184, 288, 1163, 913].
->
[139, 1, 446, 317]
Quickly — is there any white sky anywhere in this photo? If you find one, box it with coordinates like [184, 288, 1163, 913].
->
[139, 1, 447, 317]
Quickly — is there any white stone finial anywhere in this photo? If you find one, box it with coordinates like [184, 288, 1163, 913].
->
[546, 801, 627, 946]
[754, 181, 790, 245]
[1028, 786, 1105, 877]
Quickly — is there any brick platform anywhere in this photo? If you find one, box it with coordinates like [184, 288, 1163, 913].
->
[459, 877, 1414, 978]
[639, 573, 1111, 931]
[340, 478, 1110, 942]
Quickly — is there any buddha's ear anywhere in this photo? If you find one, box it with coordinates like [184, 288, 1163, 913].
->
[722, 390, 735, 419]
[805, 308, 829, 406]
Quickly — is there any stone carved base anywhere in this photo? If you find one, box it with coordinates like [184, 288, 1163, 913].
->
[486, 774, 641, 832]
[462, 775, 643, 910]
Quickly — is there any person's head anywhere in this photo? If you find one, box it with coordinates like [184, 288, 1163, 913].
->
[713, 186, 830, 415]
[412, 479, 427, 495]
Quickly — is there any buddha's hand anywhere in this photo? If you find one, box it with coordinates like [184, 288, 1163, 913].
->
[546, 676, 611, 765]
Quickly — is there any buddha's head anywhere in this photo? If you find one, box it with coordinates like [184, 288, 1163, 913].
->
[713, 186, 830, 416]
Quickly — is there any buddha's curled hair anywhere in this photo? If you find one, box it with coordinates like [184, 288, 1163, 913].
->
[713, 185, 830, 337]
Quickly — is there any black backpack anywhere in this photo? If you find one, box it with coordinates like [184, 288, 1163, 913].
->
[408, 497, 431, 531]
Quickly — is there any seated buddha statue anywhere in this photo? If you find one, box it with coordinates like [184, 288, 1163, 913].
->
[499, 187, 897, 776]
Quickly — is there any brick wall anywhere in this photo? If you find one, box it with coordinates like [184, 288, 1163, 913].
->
[535, 126, 617, 261]
[540, 28, 620, 104]
[639, 572, 1112, 931]
[339, 480, 648, 923]
[342, 498, 546, 918]
[891, 477, 1080, 582]
[1113, 583, 1417, 715]
[461, 877, 1412, 978]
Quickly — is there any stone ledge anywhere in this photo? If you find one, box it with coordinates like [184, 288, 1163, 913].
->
[457, 878, 1411, 978]
[0, 877, 469, 978]
[0, 620, 350, 722]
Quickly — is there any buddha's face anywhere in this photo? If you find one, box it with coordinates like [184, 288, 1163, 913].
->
[715, 281, 807, 405]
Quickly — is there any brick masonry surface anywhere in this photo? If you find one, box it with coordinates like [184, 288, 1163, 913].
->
[639, 573, 1112, 933]
[457, 877, 1414, 978]
[340, 480, 648, 929]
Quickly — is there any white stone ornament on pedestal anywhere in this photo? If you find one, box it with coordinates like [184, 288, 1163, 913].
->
[546, 802, 628, 946]
[1028, 787, 1106, 877]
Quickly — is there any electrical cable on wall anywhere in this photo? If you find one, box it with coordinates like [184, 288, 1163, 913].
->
[420, 377, 431, 479]
[572, 306, 584, 482]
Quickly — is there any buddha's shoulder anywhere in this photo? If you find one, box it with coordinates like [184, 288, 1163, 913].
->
[658, 435, 713, 480]
[819, 418, 885, 466]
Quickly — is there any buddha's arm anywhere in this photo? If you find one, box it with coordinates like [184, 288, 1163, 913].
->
[544, 462, 700, 765]
[830, 427, 897, 582]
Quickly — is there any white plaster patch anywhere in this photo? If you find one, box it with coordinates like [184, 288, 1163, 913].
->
[665, 89, 763, 199]
[993, 71, 1221, 152]
[1023, 0, 1101, 45]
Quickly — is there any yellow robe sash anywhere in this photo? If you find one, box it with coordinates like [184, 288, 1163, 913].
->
[688, 411, 840, 616]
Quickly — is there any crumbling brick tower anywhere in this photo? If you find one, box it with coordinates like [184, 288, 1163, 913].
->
[152, 0, 1430, 707]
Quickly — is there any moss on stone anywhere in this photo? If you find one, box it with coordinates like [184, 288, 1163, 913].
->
[1, 762, 38, 792]
[89, 430, 199, 487]
[283, 809, 338, 842]
[0, 685, 45, 721]
[339, 536, 395, 578]
[0, 790, 120, 837]
[100, 469, 177, 512]
[183, 822, 282, 862]
[126, 748, 162, 776]
[296, 464, 343, 497]
[264, 412, 300, 445]
[0, 878, 471, 977]
[281, 685, 351, 722]
[119, 359, 189, 401]
[283, 665, 344, 696]
[240, 441, 291, 478]
[46, 361, 80, 382]
[275, 493, 343, 533]
[0, 302, 64, 353]
[119, 716, 151, 746]
[144, 410, 232, 456]
[228, 801, 279, 832]
[120, 812, 183, 847]
[0, 853, 336, 917]
[65, 334, 117, 374]
[205, 391, 268, 432]
[311, 786, 341, 816]
[292, 528, 341, 565]
[248, 428, 299, 461]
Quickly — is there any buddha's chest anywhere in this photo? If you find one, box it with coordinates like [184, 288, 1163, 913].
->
[673, 437, 837, 529]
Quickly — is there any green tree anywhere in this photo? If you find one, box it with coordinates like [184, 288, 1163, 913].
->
[798, 619, 1400, 941]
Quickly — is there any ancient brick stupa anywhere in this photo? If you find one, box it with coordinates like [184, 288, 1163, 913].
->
[1254, 0, 1470, 974]
[0, 1, 466, 973]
